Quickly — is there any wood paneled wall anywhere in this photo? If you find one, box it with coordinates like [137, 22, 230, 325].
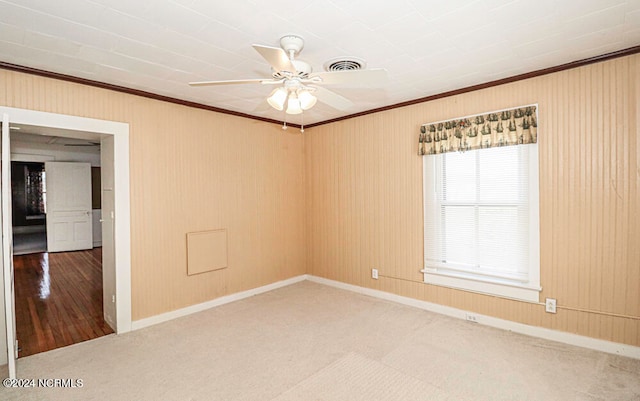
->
[0, 70, 306, 320]
[305, 54, 640, 346]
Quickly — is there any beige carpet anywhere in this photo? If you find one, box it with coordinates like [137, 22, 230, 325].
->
[1, 280, 639, 401]
[272, 352, 451, 401]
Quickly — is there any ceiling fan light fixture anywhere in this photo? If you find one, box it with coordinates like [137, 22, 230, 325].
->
[267, 87, 287, 111]
[298, 90, 317, 110]
[286, 93, 302, 115]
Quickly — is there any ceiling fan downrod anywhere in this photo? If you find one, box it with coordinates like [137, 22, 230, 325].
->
[279, 35, 304, 61]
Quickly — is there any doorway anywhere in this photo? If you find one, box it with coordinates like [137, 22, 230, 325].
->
[10, 134, 110, 356]
[11, 161, 47, 255]
[1, 107, 131, 377]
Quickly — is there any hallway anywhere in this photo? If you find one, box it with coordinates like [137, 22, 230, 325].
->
[13, 248, 114, 357]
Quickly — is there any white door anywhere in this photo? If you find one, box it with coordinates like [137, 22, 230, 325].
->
[45, 162, 93, 252]
[1, 114, 17, 378]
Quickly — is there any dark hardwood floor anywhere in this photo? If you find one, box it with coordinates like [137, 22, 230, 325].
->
[13, 248, 114, 357]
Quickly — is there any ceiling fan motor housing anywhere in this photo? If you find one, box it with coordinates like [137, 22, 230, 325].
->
[280, 35, 304, 56]
[272, 59, 312, 79]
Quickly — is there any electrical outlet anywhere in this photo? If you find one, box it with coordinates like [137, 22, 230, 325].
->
[372, 268, 378, 279]
[112, 294, 116, 303]
[465, 313, 478, 323]
[545, 298, 557, 313]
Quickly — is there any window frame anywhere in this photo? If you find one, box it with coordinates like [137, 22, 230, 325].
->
[422, 144, 541, 302]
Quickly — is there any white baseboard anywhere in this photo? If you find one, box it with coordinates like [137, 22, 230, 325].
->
[307, 275, 640, 360]
[131, 275, 309, 331]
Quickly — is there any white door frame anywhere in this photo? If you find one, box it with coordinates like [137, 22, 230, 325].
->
[0, 107, 131, 367]
[1, 113, 16, 377]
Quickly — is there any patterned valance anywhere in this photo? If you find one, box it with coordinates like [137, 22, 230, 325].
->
[418, 105, 537, 156]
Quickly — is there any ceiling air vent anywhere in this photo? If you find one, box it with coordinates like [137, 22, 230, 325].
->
[323, 57, 367, 72]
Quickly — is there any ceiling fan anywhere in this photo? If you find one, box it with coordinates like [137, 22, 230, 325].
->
[189, 35, 388, 129]
[63, 141, 100, 147]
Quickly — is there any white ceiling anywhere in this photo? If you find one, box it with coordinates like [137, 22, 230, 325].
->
[10, 129, 101, 153]
[0, 0, 638, 126]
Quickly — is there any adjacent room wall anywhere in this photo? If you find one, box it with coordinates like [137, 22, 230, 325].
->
[305, 54, 640, 347]
[0, 70, 306, 320]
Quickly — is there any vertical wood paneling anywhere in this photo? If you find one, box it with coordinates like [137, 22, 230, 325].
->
[305, 54, 640, 346]
[0, 70, 306, 320]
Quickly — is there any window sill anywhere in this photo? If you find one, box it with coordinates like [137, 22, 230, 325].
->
[422, 270, 541, 303]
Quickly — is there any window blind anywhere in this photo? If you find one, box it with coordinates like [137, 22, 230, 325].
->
[424, 145, 533, 286]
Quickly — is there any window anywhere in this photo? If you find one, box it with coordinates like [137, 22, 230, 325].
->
[422, 144, 540, 302]
[24, 163, 46, 219]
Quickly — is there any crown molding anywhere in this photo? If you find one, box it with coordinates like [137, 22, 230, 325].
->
[2, 45, 639, 130]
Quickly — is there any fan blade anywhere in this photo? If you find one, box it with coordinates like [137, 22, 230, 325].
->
[313, 68, 388, 86]
[252, 44, 296, 73]
[189, 79, 269, 87]
[312, 86, 353, 111]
